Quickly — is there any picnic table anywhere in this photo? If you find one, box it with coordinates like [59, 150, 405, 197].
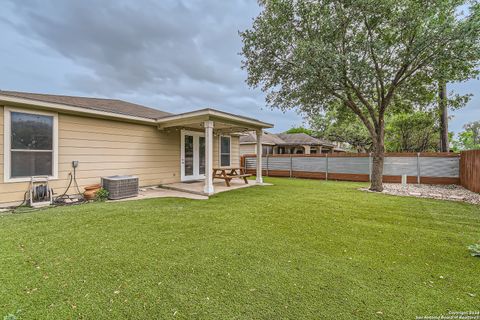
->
[212, 167, 252, 187]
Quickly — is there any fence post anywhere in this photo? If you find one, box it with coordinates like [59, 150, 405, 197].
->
[266, 155, 269, 177]
[416, 152, 421, 184]
[289, 155, 293, 178]
[368, 152, 372, 182]
[325, 154, 329, 181]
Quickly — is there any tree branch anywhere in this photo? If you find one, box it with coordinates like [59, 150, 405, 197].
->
[345, 77, 379, 128]
[364, 16, 385, 100]
[331, 90, 377, 139]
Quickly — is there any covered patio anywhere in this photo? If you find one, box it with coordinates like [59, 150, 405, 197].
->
[156, 108, 273, 195]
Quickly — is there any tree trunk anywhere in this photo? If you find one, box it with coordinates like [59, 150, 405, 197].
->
[370, 125, 385, 192]
[439, 80, 449, 152]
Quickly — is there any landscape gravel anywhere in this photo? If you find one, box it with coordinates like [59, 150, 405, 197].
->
[362, 183, 480, 205]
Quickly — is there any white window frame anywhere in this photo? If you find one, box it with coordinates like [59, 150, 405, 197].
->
[219, 135, 231, 167]
[3, 107, 59, 183]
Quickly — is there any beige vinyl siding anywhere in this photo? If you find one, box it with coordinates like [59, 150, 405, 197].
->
[0, 106, 4, 182]
[0, 107, 242, 205]
[240, 143, 256, 156]
[58, 114, 182, 189]
[0, 110, 180, 204]
[230, 136, 240, 167]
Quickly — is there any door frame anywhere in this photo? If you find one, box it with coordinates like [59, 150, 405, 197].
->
[180, 130, 206, 181]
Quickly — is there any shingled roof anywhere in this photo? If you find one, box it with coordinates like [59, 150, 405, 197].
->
[240, 131, 335, 147]
[240, 131, 285, 145]
[276, 133, 335, 146]
[0, 90, 172, 120]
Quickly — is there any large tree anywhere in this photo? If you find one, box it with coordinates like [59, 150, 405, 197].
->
[453, 120, 480, 150]
[309, 109, 373, 152]
[300, 110, 440, 152]
[385, 112, 439, 152]
[438, 80, 449, 152]
[241, 0, 480, 191]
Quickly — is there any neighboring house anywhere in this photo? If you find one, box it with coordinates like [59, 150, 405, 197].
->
[0, 91, 272, 206]
[240, 131, 345, 155]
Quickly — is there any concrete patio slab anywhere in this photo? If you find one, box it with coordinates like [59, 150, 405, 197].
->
[110, 186, 208, 202]
[161, 179, 270, 196]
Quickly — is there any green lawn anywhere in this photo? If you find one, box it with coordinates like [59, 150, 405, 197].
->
[0, 178, 479, 319]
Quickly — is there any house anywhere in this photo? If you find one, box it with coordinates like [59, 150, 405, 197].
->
[0, 91, 272, 206]
[239, 131, 345, 155]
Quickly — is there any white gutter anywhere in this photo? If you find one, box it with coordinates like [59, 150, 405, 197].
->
[0, 95, 157, 124]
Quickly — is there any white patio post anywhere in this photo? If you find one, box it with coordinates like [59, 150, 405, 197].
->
[256, 129, 263, 184]
[204, 120, 214, 195]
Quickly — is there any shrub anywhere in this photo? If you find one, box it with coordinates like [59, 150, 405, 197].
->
[3, 310, 21, 320]
[95, 188, 109, 202]
[467, 243, 480, 257]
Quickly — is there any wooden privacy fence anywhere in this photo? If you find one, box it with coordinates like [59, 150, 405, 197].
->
[460, 150, 480, 193]
[241, 153, 461, 185]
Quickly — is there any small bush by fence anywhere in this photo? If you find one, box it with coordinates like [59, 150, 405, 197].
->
[242, 153, 461, 185]
[460, 150, 480, 193]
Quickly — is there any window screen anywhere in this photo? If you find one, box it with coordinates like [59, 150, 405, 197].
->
[10, 112, 54, 178]
[220, 136, 230, 167]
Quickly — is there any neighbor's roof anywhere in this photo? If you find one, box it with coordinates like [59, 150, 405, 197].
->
[0, 90, 172, 120]
[240, 131, 285, 145]
[240, 131, 335, 147]
[276, 133, 334, 147]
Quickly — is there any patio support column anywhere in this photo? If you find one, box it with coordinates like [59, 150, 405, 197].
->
[256, 130, 263, 184]
[204, 120, 214, 195]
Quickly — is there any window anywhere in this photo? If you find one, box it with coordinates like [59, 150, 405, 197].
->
[4, 108, 58, 182]
[220, 136, 231, 167]
[262, 145, 273, 155]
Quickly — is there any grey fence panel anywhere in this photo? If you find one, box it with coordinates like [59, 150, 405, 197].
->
[420, 157, 459, 178]
[245, 157, 257, 169]
[383, 157, 418, 176]
[328, 157, 370, 174]
[261, 157, 268, 170]
[292, 157, 327, 172]
[245, 157, 274, 170]
[267, 157, 292, 170]
[244, 155, 459, 179]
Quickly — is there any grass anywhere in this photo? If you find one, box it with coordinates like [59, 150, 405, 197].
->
[0, 178, 479, 319]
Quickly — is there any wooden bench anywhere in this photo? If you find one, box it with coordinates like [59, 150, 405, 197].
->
[212, 167, 252, 187]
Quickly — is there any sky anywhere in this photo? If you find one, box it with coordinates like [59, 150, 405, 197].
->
[0, 0, 478, 134]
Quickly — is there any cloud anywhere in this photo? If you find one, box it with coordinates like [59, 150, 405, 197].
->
[0, 0, 476, 134]
[7, 1, 237, 88]
[1, 0, 299, 125]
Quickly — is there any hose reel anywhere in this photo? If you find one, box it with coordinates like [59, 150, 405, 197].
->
[28, 176, 53, 208]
